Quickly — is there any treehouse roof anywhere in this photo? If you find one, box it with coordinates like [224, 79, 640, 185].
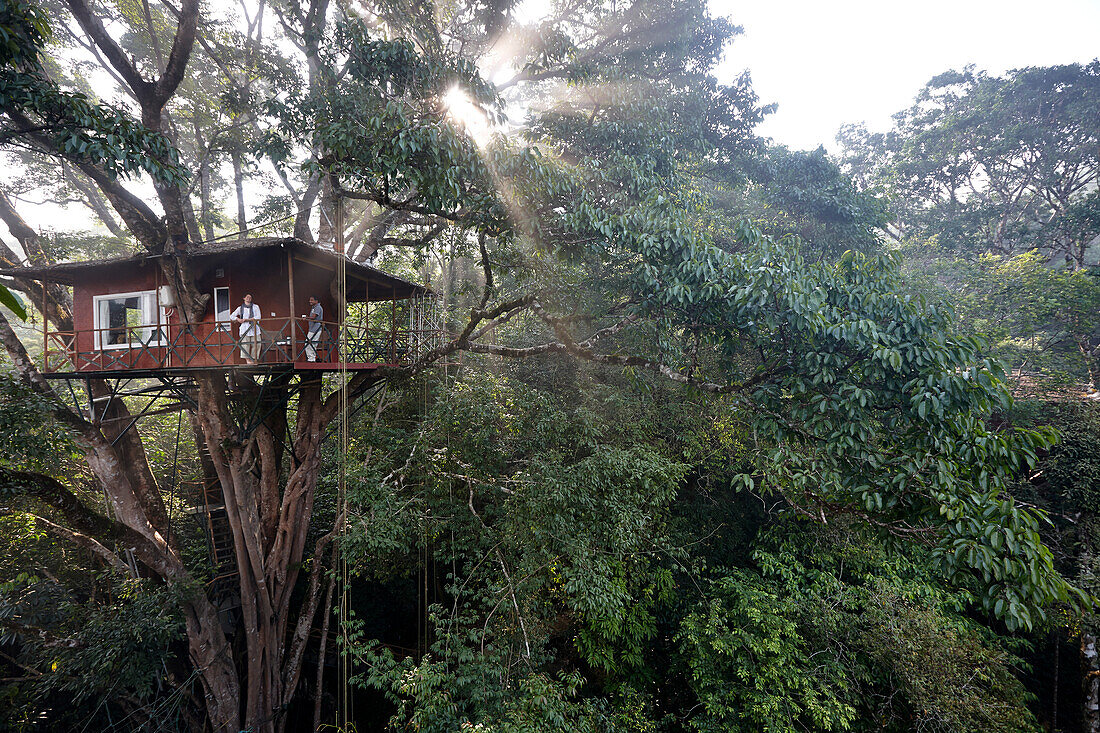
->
[1, 236, 431, 299]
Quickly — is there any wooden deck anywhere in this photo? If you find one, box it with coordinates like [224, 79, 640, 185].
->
[41, 362, 392, 379]
[40, 318, 442, 377]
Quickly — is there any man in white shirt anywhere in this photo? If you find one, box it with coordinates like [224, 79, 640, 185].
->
[230, 294, 262, 364]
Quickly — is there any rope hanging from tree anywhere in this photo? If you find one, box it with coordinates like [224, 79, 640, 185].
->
[336, 190, 353, 730]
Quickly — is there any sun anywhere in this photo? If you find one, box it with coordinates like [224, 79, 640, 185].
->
[443, 86, 493, 147]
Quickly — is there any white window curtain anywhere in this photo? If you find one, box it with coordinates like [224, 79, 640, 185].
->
[94, 291, 166, 349]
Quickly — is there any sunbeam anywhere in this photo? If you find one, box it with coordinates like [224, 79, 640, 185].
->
[444, 86, 494, 147]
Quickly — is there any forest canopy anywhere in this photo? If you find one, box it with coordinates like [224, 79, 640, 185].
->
[0, 1, 1097, 731]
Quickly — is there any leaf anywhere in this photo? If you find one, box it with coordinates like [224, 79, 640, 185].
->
[0, 285, 27, 320]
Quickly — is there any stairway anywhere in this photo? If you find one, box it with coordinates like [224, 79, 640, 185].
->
[183, 443, 242, 632]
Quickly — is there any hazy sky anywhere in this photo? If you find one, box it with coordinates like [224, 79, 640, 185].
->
[713, 0, 1100, 152]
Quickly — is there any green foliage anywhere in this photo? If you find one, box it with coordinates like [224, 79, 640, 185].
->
[332, 37, 1090, 725]
[0, 574, 184, 729]
[679, 525, 1039, 733]
[0, 371, 77, 472]
[599, 206, 1083, 629]
[342, 371, 697, 723]
[948, 252, 1100, 389]
[0, 0, 186, 183]
[343, 339, 1075, 728]
[1026, 402, 1100, 514]
[735, 145, 889, 256]
[840, 62, 1100, 264]
[0, 285, 26, 320]
[354, 614, 615, 732]
[856, 587, 1037, 733]
[679, 568, 857, 732]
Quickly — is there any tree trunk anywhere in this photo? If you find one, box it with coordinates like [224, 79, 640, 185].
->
[1076, 335, 1100, 397]
[194, 119, 216, 243]
[1085, 631, 1099, 733]
[232, 151, 248, 241]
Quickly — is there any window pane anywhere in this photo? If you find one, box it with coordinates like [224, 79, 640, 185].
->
[96, 294, 162, 347]
[214, 288, 231, 331]
[215, 288, 230, 314]
[106, 297, 140, 344]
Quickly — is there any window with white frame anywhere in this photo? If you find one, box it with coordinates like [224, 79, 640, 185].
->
[93, 291, 166, 349]
[213, 287, 231, 332]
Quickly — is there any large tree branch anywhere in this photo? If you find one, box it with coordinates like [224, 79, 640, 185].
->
[1, 510, 129, 573]
[0, 310, 172, 547]
[453, 299, 783, 395]
[1, 109, 168, 249]
[332, 181, 483, 227]
[0, 190, 73, 329]
[153, 0, 199, 106]
[0, 467, 120, 541]
[406, 292, 538, 373]
[64, 0, 154, 98]
[0, 467, 182, 579]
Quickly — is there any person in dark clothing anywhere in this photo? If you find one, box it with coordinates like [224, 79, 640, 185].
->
[301, 295, 324, 361]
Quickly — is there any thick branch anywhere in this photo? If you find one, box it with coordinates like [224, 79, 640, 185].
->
[65, 0, 154, 97]
[4, 510, 129, 573]
[0, 467, 123, 545]
[153, 0, 200, 106]
[0, 467, 180, 579]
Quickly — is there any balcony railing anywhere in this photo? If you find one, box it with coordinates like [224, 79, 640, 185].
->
[42, 318, 445, 373]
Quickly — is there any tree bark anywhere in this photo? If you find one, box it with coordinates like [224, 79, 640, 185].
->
[1085, 631, 1099, 733]
[193, 117, 216, 243]
[232, 151, 248, 241]
[0, 189, 73, 330]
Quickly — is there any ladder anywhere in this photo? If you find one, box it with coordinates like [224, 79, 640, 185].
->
[183, 443, 241, 631]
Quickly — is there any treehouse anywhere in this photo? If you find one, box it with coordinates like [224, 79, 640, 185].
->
[2, 237, 438, 376]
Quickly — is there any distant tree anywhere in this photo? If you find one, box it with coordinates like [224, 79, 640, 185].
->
[839, 62, 1100, 266]
[730, 145, 889, 257]
[839, 61, 1100, 730]
[839, 62, 1100, 392]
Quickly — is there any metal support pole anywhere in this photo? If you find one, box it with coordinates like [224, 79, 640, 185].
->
[288, 250, 296, 362]
[41, 279, 47, 371]
[335, 192, 345, 364]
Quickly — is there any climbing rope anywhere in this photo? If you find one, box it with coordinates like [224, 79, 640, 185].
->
[336, 192, 353, 731]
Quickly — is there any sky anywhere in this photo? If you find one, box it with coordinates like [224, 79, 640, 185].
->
[712, 0, 1100, 153]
